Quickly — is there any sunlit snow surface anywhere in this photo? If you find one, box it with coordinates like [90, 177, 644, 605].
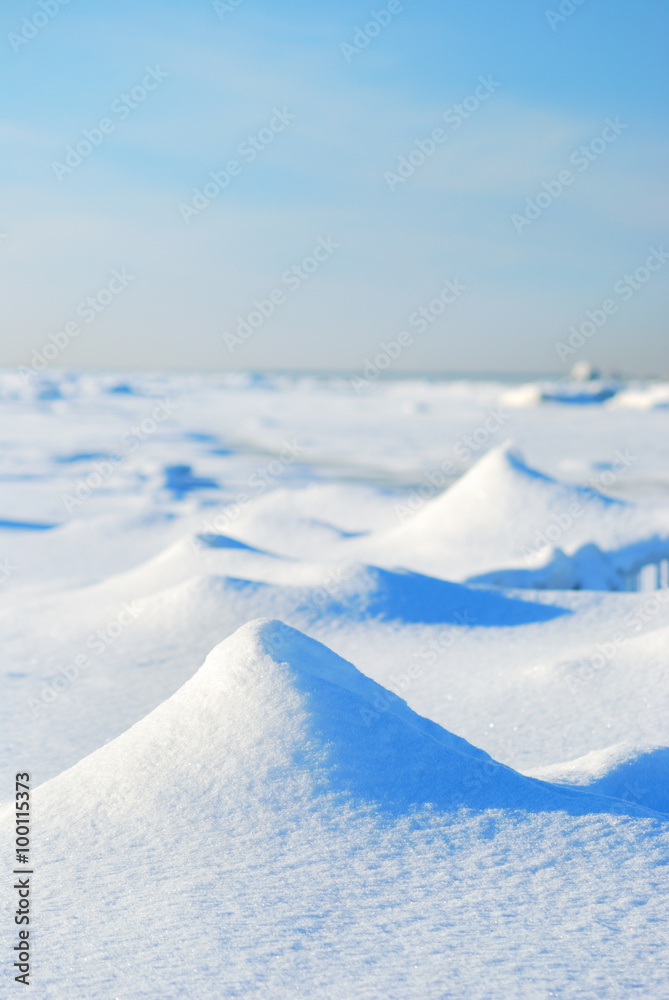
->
[1, 371, 669, 999]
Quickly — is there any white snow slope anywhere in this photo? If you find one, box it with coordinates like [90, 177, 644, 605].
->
[1, 371, 668, 999]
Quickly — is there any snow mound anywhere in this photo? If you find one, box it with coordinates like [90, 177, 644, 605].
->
[360, 443, 669, 586]
[83, 532, 292, 601]
[527, 743, 669, 814]
[361, 442, 623, 580]
[30, 620, 660, 827]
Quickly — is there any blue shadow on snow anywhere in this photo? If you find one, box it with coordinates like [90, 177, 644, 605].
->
[320, 566, 569, 626]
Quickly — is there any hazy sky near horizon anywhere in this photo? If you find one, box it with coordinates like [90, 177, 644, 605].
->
[1, 0, 667, 376]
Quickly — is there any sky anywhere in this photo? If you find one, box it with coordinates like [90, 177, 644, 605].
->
[0, 0, 667, 376]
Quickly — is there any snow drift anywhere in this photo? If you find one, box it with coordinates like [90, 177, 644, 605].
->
[361, 442, 669, 588]
[4, 371, 669, 1000]
[527, 742, 669, 814]
[30, 620, 662, 835]
[8, 621, 664, 1000]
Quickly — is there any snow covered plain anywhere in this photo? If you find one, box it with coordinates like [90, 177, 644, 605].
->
[1, 370, 668, 999]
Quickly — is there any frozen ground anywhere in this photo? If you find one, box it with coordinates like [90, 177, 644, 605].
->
[1, 370, 668, 999]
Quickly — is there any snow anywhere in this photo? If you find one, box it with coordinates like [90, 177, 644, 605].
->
[352, 441, 669, 588]
[527, 742, 669, 814]
[1, 371, 668, 998]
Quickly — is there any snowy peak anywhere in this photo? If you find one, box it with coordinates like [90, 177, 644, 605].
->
[361, 442, 654, 582]
[32, 621, 663, 831]
[192, 618, 492, 762]
[400, 440, 615, 534]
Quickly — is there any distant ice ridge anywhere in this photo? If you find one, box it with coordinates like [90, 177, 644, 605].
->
[501, 378, 669, 409]
[2, 367, 669, 409]
[502, 379, 621, 406]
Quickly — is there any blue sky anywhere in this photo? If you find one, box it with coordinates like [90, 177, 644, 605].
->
[1, 0, 667, 375]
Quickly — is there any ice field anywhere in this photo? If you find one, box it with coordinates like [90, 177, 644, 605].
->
[1, 370, 669, 999]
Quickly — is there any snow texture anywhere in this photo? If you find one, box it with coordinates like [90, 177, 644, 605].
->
[1, 371, 668, 998]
